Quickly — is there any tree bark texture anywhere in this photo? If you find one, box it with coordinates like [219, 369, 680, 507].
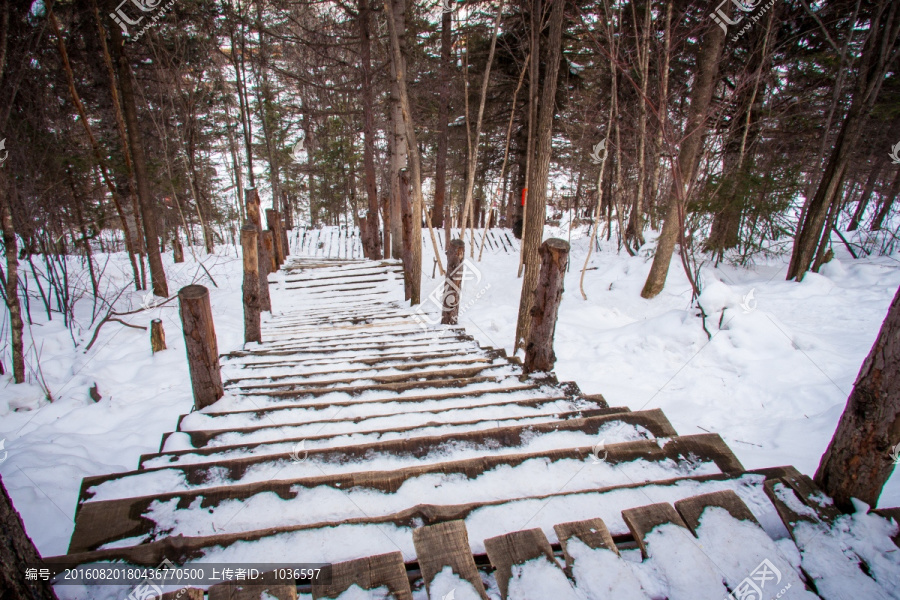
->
[514, 0, 565, 350]
[0, 183, 24, 383]
[0, 474, 58, 600]
[178, 285, 224, 410]
[433, 6, 451, 228]
[815, 284, 900, 511]
[524, 238, 569, 374]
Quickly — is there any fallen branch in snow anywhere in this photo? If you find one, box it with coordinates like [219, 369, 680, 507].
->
[84, 295, 177, 351]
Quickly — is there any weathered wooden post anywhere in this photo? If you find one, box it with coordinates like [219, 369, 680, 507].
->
[524, 238, 569, 374]
[398, 168, 413, 301]
[262, 230, 277, 272]
[441, 239, 466, 325]
[172, 229, 184, 263]
[265, 208, 285, 268]
[245, 189, 272, 312]
[150, 319, 166, 352]
[178, 285, 224, 409]
[241, 223, 261, 344]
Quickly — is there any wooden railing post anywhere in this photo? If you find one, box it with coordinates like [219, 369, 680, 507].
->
[441, 239, 466, 325]
[265, 208, 285, 268]
[178, 285, 224, 409]
[150, 319, 166, 352]
[245, 188, 272, 312]
[398, 168, 413, 301]
[262, 230, 277, 272]
[241, 223, 261, 344]
[524, 238, 569, 373]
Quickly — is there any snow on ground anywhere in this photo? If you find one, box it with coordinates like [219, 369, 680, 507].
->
[420, 221, 900, 508]
[1, 220, 899, 570]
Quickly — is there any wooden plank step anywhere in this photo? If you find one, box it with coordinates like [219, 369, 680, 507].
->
[674, 490, 819, 600]
[235, 374, 523, 401]
[186, 384, 554, 420]
[148, 405, 615, 468]
[221, 356, 498, 386]
[55, 467, 798, 569]
[167, 398, 616, 452]
[484, 528, 570, 600]
[257, 323, 453, 343]
[621, 502, 689, 558]
[311, 552, 412, 600]
[674, 489, 760, 530]
[282, 275, 403, 289]
[238, 330, 474, 354]
[223, 336, 478, 359]
[69, 435, 741, 555]
[623, 502, 731, 598]
[227, 365, 517, 394]
[75, 425, 676, 554]
[225, 347, 500, 370]
[553, 518, 618, 570]
[80, 412, 685, 504]
[412, 521, 489, 600]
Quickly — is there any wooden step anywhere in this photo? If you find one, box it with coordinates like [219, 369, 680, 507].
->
[147, 405, 617, 468]
[484, 528, 568, 600]
[412, 521, 489, 600]
[311, 552, 412, 600]
[69, 435, 739, 555]
[165, 398, 617, 452]
[54, 466, 798, 569]
[221, 355, 499, 387]
[226, 365, 519, 394]
[79, 412, 684, 503]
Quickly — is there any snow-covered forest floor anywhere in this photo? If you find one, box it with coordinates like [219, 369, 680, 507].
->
[1, 223, 899, 561]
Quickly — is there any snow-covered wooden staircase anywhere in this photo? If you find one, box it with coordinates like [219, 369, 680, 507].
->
[51, 256, 900, 599]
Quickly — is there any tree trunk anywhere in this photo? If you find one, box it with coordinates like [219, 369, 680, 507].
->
[514, 0, 565, 351]
[387, 0, 408, 260]
[110, 23, 169, 297]
[814, 284, 900, 511]
[640, 1, 729, 299]
[385, 0, 422, 304]
[358, 0, 382, 260]
[433, 6, 451, 229]
[871, 166, 900, 231]
[788, 0, 900, 280]
[0, 183, 24, 383]
[848, 155, 886, 231]
[0, 474, 59, 599]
